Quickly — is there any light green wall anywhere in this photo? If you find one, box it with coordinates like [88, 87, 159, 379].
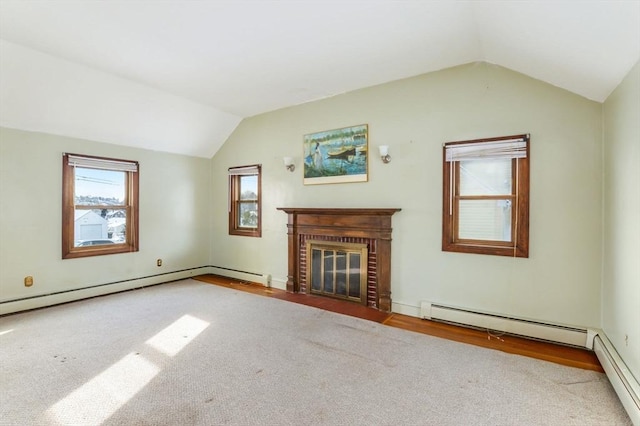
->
[0, 127, 212, 306]
[603, 60, 640, 381]
[0, 61, 613, 336]
[211, 62, 604, 328]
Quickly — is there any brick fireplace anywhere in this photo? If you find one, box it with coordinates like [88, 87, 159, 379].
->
[277, 208, 401, 312]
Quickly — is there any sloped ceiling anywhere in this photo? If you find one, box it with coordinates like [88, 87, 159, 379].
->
[0, 1, 638, 158]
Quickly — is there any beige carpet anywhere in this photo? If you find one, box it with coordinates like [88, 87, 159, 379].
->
[0, 279, 631, 425]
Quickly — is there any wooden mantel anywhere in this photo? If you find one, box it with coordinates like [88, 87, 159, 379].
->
[277, 207, 401, 312]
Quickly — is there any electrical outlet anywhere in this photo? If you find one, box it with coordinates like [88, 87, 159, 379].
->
[625, 334, 629, 346]
[266, 274, 272, 287]
[157, 259, 162, 267]
[24, 276, 33, 287]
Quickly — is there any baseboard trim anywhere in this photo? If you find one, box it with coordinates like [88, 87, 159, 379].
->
[391, 300, 421, 317]
[0, 265, 281, 315]
[203, 266, 289, 291]
[269, 277, 287, 291]
[593, 333, 640, 425]
[209, 266, 262, 281]
[0, 267, 210, 315]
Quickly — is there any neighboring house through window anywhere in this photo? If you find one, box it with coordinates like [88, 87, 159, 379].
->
[62, 153, 139, 259]
[228, 164, 261, 237]
[442, 134, 530, 258]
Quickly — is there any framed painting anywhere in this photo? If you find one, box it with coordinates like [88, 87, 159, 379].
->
[303, 124, 368, 185]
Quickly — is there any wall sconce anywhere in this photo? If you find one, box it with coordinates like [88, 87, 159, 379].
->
[379, 145, 391, 164]
[283, 156, 295, 172]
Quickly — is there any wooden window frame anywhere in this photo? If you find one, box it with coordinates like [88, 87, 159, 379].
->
[62, 153, 139, 259]
[228, 164, 261, 238]
[442, 134, 529, 258]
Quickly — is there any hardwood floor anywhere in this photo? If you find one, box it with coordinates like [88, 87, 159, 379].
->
[193, 274, 603, 373]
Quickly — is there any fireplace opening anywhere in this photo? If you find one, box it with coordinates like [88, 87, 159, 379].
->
[306, 240, 368, 305]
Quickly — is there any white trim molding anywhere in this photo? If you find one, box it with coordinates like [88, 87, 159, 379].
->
[593, 332, 640, 425]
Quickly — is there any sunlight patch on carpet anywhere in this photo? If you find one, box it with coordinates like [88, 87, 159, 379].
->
[47, 352, 159, 425]
[145, 314, 210, 357]
[46, 314, 209, 424]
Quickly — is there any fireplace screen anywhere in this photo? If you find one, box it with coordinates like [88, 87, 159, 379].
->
[306, 240, 368, 305]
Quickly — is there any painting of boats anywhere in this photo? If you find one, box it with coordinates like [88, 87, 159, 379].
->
[327, 147, 356, 160]
[303, 124, 368, 185]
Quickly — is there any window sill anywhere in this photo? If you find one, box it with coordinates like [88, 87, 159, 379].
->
[62, 244, 138, 259]
[442, 242, 528, 258]
[229, 229, 261, 238]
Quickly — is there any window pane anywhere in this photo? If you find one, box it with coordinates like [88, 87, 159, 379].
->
[74, 209, 126, 246]
[75, 167, 125, 204]
[335, 251, 347, 296]
[348, 253, 361, 298]
[239, 175, 258, 200]
[459, 159, 511, 196]
[323, 251, 334, 293]
[458, 199, 512, 241]
[238, 202, 258, 228]
[105, 209, 127, 242]
[311, 249, 322, 291]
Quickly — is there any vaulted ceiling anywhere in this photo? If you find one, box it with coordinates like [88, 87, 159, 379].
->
[1, 1, 638, 158]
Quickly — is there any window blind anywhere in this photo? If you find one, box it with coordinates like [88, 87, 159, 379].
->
[67, 154, 138, 172]
[445, 136, 528, 162]
[228, 165, 260, 176]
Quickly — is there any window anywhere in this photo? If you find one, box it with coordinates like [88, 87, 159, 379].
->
[442, 134, 529, 258]
[62, 153, 139, 259]
[229, 164, 261, 237]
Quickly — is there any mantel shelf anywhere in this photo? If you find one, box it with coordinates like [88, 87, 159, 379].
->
[277, 207, 401, 216]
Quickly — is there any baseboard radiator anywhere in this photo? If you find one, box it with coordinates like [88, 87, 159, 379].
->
[593, 334, 640, 425]
[420, 301, 640, 424]
[420, 301, 588, 347]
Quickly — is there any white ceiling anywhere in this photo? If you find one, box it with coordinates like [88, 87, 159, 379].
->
[1, 1, 639, 158]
